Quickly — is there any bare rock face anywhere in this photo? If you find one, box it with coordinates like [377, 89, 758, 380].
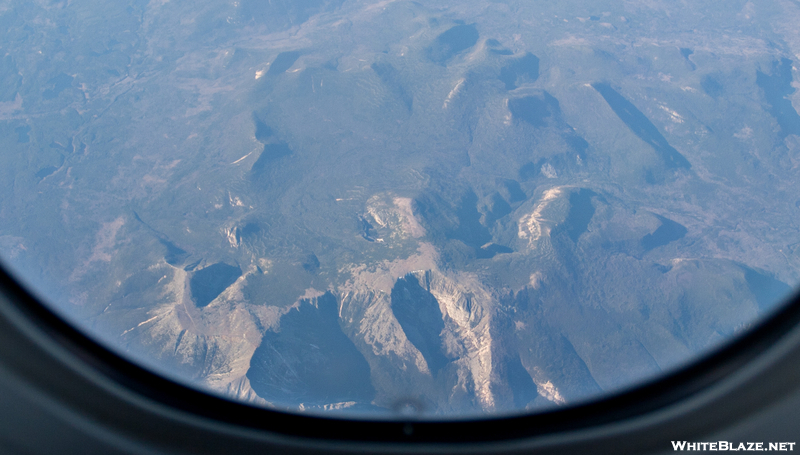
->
[75, 179, 779, 416]
[338, 267, 501, 414]
[120, 263, 283, 405]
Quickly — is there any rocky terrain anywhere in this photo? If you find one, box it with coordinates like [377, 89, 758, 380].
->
[1, 0, 799, 416]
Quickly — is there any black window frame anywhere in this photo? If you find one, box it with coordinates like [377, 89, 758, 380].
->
[2, 261, 800, 454]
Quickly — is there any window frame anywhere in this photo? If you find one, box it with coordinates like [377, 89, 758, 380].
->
[1, 262, 799, 454]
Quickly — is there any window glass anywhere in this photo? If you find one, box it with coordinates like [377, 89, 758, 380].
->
[1, 0, 798, 418]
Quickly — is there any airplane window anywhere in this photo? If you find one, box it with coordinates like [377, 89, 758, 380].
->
[1, 0, 799, 421]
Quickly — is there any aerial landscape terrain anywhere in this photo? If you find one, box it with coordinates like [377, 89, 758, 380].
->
[1, 0, 800, 416]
